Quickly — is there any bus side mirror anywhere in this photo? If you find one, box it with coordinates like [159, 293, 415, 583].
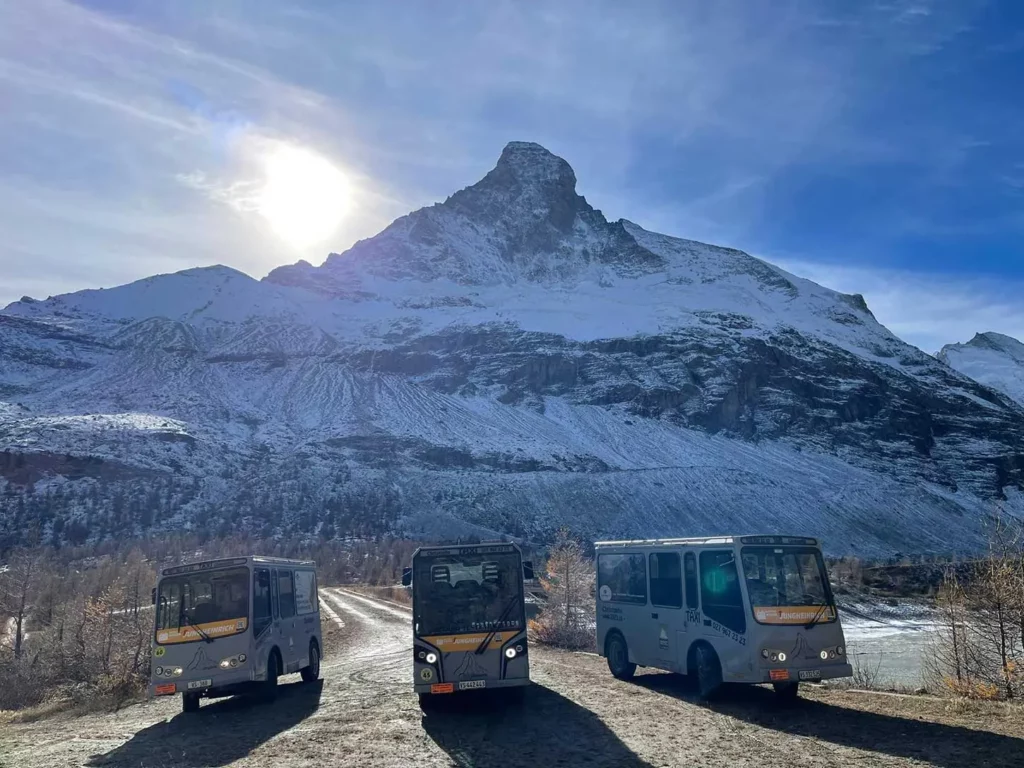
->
[151, 588, 156, 605]
[401, 567, 412, 587]
[523, 561, 535, 581]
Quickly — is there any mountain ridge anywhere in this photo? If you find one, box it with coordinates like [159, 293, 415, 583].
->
[2, 142, 1023, 555]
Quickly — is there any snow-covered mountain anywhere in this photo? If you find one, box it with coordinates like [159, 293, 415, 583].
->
[3, 142, 1023, 555]
[938, 332, 1024, 408]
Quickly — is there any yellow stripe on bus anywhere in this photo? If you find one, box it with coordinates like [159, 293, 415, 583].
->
[421, 631, 518, 651]
[753, 606, 836, 624]
[155, 617, 248, 644]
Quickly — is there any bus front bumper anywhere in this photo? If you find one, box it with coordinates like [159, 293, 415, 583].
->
[761, 662, 853, 684]
[150, 667, 256, 698]
[415, 677, 530, 694]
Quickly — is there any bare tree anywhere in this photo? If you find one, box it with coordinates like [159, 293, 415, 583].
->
[531, 528, 595, 650]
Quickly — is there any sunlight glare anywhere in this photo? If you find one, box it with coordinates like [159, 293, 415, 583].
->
[257, 144, 349, 248]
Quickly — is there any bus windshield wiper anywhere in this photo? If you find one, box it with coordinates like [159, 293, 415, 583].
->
[803, 601, 831, 630]
[475, 595, 520, 655]
[180, 606, 214, 643]
[187, 618, 214, 643]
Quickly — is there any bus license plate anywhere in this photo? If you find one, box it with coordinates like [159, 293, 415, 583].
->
[459, 680, 486, 690]
[799, 670, 822, 681]
[187, 679, 212, 689]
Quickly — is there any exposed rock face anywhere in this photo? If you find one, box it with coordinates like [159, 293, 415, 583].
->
[2, 142, 1024, 555]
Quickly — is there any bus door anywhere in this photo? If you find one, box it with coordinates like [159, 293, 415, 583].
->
[677, 552, 700, 667]
[696, 550, 748, 667]
[252, 568, 273, 667]
[597, 552, 651, 665]
[648, 551, 683, 669]
[276, 569, 299, 671]
[293, 570, 318, 664]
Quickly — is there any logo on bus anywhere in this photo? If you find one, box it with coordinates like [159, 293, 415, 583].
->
[599, 585, 612, 602]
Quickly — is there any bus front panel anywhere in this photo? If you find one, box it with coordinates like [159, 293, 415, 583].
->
[411, 546, 529, 693]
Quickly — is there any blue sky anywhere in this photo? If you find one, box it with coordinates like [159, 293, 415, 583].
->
[0, 0, 1022, 351]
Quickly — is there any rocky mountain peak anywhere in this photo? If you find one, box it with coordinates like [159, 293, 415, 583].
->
[938, 331, 1024, 407]
[970, 332, 1024, 357]
[491, 141, 577, 189]
[441, 141, 586, 230]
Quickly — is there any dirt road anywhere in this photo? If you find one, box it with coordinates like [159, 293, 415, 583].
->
[2, 588, 1023, 767]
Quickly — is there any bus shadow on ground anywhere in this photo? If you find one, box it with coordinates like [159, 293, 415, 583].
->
[422, 683, 654, 768]
[85, 680, 323, 768]
[634, 674, 1024, 768]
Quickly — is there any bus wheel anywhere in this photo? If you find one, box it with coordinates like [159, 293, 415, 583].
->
[301, 642, 320, 682]
[182, 692, 200, 713]
[606, 633, 636, 680]
[262, 651, 280, 702]
[773, 681, 800, 703]
[693, 644, 722, 700]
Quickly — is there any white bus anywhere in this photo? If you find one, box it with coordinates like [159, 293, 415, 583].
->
[595, 535, 852, 700]
[149, 556, 322, 712]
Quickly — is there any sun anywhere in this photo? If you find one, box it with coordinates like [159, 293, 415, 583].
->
[257, 144, 349, 248]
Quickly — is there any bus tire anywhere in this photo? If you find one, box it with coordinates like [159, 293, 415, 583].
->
[301, 640, 320, 682]
[773, 681, 800, 703]
[606, 632, 636, 680]
[182, 692, 200, 713]
[262, 650, 281, 702]
[692, 643, 722, 700]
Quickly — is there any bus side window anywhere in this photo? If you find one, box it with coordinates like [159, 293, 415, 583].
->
[253, 569, 272, 637]
[279, 571, 296, 619]
[649, 552, 682, 609]
[271, 570, 280, 620]
[699, 551, 746, 634]
[684, 552, 699, 610]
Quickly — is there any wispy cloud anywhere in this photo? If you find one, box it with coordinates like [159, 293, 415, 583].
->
[0, 0, 1021, 340]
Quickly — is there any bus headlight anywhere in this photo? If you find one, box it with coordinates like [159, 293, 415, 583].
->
[219, 654, 247, 669]
[505, 647, 517, 659]
[836, 646, 844, 656]
[820, 650, 829, 660]
[164, 667, 182, 677]
[154, 666, 164, 676]
[425, 652, 438, 665]
[777, 652, 787, 663]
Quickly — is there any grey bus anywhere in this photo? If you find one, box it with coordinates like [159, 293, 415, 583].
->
[150, 556, 322, 712]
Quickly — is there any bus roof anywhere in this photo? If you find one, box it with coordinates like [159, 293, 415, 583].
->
[594, 535, 819, 548]
[161, 555, 315, 577]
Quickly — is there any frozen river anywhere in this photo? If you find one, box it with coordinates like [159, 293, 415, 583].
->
[842, 616, 940, 688]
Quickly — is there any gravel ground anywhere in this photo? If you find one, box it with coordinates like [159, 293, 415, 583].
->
[2, 588, 1022, 768]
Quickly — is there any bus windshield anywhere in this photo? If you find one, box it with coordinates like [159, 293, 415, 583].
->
[740, 547, 835, 623]
[413, 552, 524, 636]
[155, 566, 250, 644]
